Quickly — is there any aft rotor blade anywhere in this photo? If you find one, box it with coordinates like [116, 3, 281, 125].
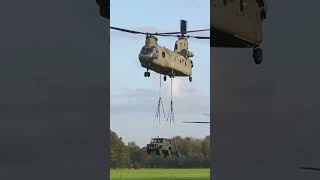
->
[299, 167, 320, 171]
[155, 34, 180, 37]
[110, 27, 147, 35]
[157, 34, 210, 39]
[158, 29, 210, 35]
[183, 121, 210, 124]
[187, 35, 210, 39]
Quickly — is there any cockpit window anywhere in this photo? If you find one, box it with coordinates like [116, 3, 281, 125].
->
[141, 46, 158, 55]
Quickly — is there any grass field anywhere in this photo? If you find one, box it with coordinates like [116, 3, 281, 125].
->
[110, 168, 210, 180]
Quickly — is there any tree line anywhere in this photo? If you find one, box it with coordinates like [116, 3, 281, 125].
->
[110, 130, 210, 168]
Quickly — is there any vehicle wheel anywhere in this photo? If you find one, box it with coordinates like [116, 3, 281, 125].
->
[189, 76, 192, 82]
[158, 147, 162, 156]
[163, 152, 167, 158]
[164, 75, 167, 81]
[147, 72, 150, 77]
[144, 72, 147, 77]
[253, 47, 263, 65]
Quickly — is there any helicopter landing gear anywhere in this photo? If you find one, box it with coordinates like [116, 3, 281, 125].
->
[164, 75, 167, 81]
[253, 47, 263, 65]
[189, 76, 192, 82]
[144, 71, 150, 77]
[169, 69, 175, 78]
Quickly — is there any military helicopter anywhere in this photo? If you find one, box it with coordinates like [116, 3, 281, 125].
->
[211, 0, 268, 64]
[110, 20, 209, 82]
[183, 114, 210, 124]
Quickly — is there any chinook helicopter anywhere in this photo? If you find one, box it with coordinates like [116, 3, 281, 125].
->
[211, 0, 268, 64]
[183, 114, 210, 124]
[110, 21, 209, 82]
[95, 0, 268, 65]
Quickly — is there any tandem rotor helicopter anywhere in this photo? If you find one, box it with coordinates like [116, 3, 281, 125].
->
[96, 0, 268, 66]
[110, 21, 209, 82]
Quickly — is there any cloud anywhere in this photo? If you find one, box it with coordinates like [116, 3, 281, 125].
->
[111, 78, 209, 116]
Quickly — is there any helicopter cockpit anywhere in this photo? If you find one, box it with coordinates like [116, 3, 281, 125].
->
[140, 46, 159, 58]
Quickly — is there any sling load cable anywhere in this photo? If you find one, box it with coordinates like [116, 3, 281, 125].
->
[166, 77, 175, 123]
[153, 74, 167, 138]
[166, 77, 179, 158]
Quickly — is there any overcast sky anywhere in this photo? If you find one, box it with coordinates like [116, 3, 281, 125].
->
[110, 0, 210, 147]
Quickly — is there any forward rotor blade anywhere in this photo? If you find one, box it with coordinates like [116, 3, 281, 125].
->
[110, 27, 147, 35]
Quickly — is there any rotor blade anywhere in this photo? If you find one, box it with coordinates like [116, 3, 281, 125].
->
[110, 27, 147, 35]
[183, 121, 210, 124]
[203, 114, 210, 116]
[299, 167, 320, 171]
[110, 26, 210, 37]
[155, 34, 179, 37]
[157, 34, 210, 39]
[187, 35, 210, 39]
[158, 29, 210, 35]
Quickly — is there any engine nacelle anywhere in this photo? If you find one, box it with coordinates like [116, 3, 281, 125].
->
[188, 51, 194, 57]
[180, 49, 194, 57]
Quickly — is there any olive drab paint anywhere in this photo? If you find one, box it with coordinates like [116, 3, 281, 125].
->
[139, 36, 194, 78]
[212, 0, 267, 47]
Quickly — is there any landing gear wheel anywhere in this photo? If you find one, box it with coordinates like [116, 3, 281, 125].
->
[170, 69, 175, 78]
[164, 75, 167, 81]
[189, 76, 192, 82]
[253, 47, 263, 65]
[144, 71, 150, 77]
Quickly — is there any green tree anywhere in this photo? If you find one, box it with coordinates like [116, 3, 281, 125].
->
[110, 130, 130, 168]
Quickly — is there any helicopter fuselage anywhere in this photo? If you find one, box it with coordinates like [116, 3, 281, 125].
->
[138, 36, 193, 77]
[211, 0, 267, 48]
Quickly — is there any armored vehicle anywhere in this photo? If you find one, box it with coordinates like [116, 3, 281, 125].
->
[147, 138, 179, 158]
